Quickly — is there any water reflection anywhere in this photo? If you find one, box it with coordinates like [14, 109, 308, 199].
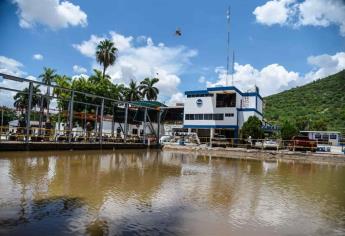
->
[0, 150, 344, 235]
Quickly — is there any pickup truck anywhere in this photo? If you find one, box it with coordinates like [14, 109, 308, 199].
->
[288, 136, 317, 152]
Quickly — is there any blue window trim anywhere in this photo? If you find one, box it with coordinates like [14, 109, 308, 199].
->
[183, 125, 238, 129]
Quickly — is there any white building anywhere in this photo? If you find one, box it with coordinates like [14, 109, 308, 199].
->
[300, 131, 342, 146]
[183, 86, 263, 140]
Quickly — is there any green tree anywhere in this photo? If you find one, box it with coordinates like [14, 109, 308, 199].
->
[96, 39, 117, 79]
[309, 119, 327, 131]
[89, 69, 111, 84]
[295, 116, 310, 131]
[13, 85, 41, 127]
[53, 75, 72, 111]
[0, 107, 17, 126]
[139, 77, 159, 101]
[125, 80, 142, 101]
[280, 120, 299, 140]
[39, 67, 56, 119]
[240, 116, 264, 139]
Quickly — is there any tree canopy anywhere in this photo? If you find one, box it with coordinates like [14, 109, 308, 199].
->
[240, 116, 264, 139]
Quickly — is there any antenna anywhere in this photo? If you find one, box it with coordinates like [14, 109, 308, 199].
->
[231, 51, 234, 86]
[226, 6, 231, 86]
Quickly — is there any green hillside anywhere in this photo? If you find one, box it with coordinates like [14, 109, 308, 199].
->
[264, 70, 345, 133]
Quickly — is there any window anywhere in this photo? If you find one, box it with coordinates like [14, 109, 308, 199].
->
[185, 113, 224, 120]
[330, 134, 337, 140]
[195, 114, 204, 120]
[225, 113, 234, 117]
[216, 93, 236, 107]
[213, 114, 224, 120]
[132, 129, 138, 135]
[322, 134, 329, 140]
[187, 94, 214, 98]
[204, 114, 213, 120]
[315, 133, 321, 139]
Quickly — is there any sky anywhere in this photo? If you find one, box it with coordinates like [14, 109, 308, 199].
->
[0, 0, 344, 106]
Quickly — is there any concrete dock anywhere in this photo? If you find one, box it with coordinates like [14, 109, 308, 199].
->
[0, 142, 159, 151]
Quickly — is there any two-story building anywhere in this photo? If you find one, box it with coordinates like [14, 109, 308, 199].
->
[183, 86, 263, 141]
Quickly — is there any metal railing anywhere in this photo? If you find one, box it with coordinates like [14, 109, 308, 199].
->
[0, 73, 164, 145]
[196, 136, 345, 154]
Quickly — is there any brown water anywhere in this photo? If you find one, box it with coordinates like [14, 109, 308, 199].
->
[0, 150, 344, 236]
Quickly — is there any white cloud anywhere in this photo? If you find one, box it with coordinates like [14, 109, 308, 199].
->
[0, 56, 39, 107]
[12, 0, 87, 30]
[33, 54, 43, 60]
[253, 0, 345, 36]
[73, 35, 104, 58]
[0, 55, 25, 77]
[167, 92, 185, 106]
[253, 0, 295, 26]
[198, 76, 206, 83]
[74, 32, 198, 99]
[72, 65, 87, 74]
[206, 51, 345, 96]
[304, 52, 345, 82]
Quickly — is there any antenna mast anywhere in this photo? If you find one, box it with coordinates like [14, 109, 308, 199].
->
[226, 6, 231, 86]
[232, 50, 235, 86]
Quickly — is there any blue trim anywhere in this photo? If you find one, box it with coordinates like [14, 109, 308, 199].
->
[243, 92, 263, 100]
[185, 90, 208, 95]
[237, 108, 263, 117]
[185, 86, 263, 100]
[207, 86, 242, 95]
[183, 125, 238, 129]
[255, 95, 258, 110]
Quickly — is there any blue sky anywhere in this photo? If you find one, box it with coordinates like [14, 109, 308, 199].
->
[0, 0, 344, 104]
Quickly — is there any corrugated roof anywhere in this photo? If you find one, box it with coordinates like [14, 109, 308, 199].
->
[130, 101, 167, 108]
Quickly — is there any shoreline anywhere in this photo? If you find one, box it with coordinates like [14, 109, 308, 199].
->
[163, 145, 345, 165]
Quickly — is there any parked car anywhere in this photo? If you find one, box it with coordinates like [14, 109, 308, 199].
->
[288, 136, 317, 152]
[254, 140, 279, 150]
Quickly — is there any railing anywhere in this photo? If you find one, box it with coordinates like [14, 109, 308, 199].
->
[0, 126, 158, 145]
[0, 73, 165, 145]
[196, 136, 345, 153]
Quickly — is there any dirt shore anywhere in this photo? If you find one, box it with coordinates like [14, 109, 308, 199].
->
[163, 145, 345, 165]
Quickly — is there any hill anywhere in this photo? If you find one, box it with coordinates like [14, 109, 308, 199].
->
[264, 70, 345, 133]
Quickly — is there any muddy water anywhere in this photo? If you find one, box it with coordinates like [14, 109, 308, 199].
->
[0, 150, 344, 236]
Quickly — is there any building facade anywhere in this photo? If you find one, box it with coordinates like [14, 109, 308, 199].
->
[183, 86, 263, 140]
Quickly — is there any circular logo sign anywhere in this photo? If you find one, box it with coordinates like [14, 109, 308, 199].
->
[196, 99, 203, 107]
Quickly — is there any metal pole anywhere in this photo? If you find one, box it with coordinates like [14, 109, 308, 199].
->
[68, 90, 74, 143]
[38, 95, 44, 137]
[124, 103, 128, 142]
[26, 82, 33, 143]
[111, 105, 115, 138]
[0, 108, 3, 143]
[99, 98, 104, 144]
[143, 108, 147, 144]
[94, 106, 98, 138]
[157, 109, 161, 144]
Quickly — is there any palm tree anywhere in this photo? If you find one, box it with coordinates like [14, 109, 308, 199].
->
[13, 85, 41, 127]
[53, 75, 72, 111]
[96, 39, 117, 79]
[139, 77, 159, 101]
[13, 85, 41, 113]
[89, 69, 111, 84]
[125, 80, 142, 101]
[39, 67, 56, 120]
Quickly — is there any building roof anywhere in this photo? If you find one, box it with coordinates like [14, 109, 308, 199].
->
[130, 100, 167, 108]
[300, 131, 341, 134]
[185, 86, 262, 99]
